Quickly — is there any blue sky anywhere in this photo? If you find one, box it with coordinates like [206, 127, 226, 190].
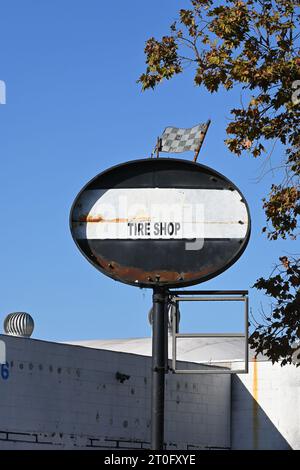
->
[0, 0, 296, 342]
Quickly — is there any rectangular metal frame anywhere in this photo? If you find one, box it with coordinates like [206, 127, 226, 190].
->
[170, 290, 249, 374]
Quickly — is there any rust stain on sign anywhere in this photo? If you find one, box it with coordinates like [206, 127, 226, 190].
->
[78, 215, 150, 223]
[77, 214, 245, 225]
[94, 255, 213, 285]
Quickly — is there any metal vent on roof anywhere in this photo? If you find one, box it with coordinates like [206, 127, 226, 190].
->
[3, 312, 34, 338]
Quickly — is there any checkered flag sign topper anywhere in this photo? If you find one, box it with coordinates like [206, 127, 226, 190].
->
[160, 122, 209, 153]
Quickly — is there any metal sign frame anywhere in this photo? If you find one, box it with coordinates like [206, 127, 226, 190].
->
[169, 290, 249, 374]
[70, 158, 251, 289]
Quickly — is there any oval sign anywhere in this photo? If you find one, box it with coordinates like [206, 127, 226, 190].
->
[70, 158, 251, 288]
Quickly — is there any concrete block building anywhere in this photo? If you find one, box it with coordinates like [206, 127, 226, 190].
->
[0, 334, 298, 450]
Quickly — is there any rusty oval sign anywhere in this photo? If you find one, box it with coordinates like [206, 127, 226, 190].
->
[70, 158, 251, 288]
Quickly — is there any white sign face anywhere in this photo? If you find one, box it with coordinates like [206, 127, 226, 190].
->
[72, 188, 248, 241]
[70, 159, 251, 288]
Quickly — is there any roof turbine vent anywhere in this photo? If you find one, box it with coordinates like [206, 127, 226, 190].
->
[3, 312, 34, 338]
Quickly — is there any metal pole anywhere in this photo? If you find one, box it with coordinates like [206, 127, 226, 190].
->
[156, 137, 161, 158]
[193, 119, 211, 162]
[151, 287, 167, 450]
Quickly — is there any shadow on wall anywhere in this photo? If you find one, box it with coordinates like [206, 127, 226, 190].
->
[231, 375, 291, 450]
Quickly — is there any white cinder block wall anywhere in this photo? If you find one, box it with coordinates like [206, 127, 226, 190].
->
[2, 335, 298, 450]
[0, 335, 231, 450]
[232, 360, 300, 450]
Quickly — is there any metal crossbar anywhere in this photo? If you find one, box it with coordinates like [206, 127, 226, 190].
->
[170, 290, 249, 374]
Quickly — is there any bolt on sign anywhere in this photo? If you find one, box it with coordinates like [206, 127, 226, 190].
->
[70, 159, 251, 288]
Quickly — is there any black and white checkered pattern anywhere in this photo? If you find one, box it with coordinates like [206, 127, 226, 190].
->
[160, 123, 208, 153]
